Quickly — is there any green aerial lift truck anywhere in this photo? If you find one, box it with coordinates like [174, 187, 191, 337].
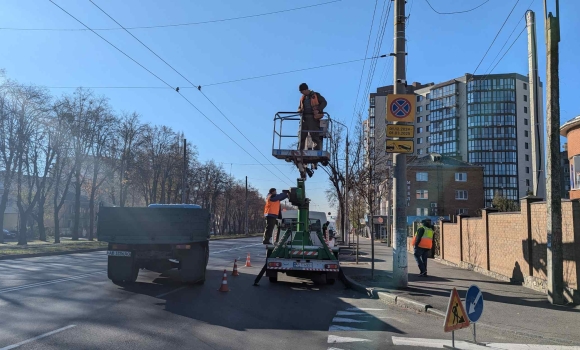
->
[260, 112, 340, 284]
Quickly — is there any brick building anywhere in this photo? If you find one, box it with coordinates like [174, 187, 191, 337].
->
[407, 153, 485, 217]
[561, 115, 580, 199]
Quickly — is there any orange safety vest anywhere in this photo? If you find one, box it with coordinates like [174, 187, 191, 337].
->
[412, 226, 433, 249]
[264, 194, 281, 216]
[299, 91, 323, 119]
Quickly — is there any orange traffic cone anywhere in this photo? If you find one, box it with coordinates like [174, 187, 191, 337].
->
[232, 259, 239, 276]
[245, 253, 252, 267]
[218, 269, 230, 292]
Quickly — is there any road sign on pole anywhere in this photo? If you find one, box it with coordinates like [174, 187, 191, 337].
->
[386, 124, 415, 138]
[386, 140, 414, 154]
[386, 94, 416, 122]
[465, 285, 484, 323]
[444, 288, 470, 333]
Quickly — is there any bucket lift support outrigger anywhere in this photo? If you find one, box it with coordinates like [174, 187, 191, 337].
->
[254, 112, 339, 285]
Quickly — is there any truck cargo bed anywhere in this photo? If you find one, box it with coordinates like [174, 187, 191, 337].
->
[97, 207, 210, 244]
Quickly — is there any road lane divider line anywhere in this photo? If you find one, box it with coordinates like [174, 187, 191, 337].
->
[155, 286, 187, 298]
[0, 271, 106, 294]
[209, 243, 263, 255]
[0, 325, 76, 350]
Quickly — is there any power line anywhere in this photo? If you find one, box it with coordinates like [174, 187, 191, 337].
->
[471, 0, 520, 76]
[6, 1, 341, 31]
[15, 55, 385, 91]
[349, 0, 380, 133]
[47, 0, 293, 187]
[424, 0, 490, 15]
[87, 0, 295, 185]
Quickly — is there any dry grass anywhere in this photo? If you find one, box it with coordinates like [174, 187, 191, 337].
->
[0, 238, 107, 256]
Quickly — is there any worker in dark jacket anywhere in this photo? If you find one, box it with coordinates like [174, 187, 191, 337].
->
[298, 83, 327, 155]
[412, 218, 434, 277]
[262, 188, 289, 244]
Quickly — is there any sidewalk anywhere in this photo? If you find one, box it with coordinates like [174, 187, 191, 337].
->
[340, 237, 580, 345]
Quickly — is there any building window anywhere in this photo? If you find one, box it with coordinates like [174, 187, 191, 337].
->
[417, 106, 423, 112]
[370, 97, 375, 106]
[426, 93, 430, 99]
[417, 138, 423, 144]
[523, 95, 528, 102]
[455, 190, 468, 200]
[417, 95, 423, 102]
[416, 208, 429, 216]
[526, 179, 530, 187]
[523, 83, 528, 90]
[426, 136, 430, 143]
[456, 208, 468, 215]
[417, 116, 423, 123]
[526, 167, 530, 174]
[572, 156, 580, 190]
[525, 154, 529, 161]
[426, 125, 430, 132]
[416, 190, 428, 199]
[525, 130, 529, 137]
[417, 127, 423, 134]
[426, 114, 430, 121]
[524, 106, 528, 113]
[455, 173, 467, 182]
[524, 119, 528, 125]
[525, 142, 529, 149]
[416, 172, 428, 181]
[417, 148, 423, 155]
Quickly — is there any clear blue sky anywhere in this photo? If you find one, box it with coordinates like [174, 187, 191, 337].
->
[1, 0, 578, 216]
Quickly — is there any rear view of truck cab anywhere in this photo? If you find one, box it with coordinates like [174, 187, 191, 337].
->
[97, 204, 210, 284]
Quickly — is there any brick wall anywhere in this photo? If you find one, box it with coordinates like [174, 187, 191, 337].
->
[439, 198, 580, 302]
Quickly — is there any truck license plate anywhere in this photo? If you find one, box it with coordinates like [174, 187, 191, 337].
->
[293, 262, 312, 269]
[107, 250, 131, 257]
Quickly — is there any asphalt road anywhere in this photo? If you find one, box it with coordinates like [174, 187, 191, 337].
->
[0, 237, 575, 350]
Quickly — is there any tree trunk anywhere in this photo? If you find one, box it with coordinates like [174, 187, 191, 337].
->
[72, 165, 81, 240]
[37, 204, 46, 241]
[88, 192, 95, 241]
[18, 212, 28, 246]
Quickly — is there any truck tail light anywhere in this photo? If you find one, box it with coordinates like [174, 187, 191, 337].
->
[325, 264, 338, 269]
[111, 244, 129, 250]
[268, 262, 282, 267]
[175, 244, 191, 250]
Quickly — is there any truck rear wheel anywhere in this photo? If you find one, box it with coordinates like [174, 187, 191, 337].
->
[108, 255, 139, 283]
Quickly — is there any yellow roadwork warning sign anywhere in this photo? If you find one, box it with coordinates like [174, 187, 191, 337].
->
[443, 288, 470, 332]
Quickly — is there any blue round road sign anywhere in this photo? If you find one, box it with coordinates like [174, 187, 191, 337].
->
[465, 285, 484, 323]
[390, 97, 412, 118]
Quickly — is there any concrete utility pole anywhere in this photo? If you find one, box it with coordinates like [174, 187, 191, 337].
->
[526, 10, 542, 196]
[345, 135, 350, 245]
[543, 0, 564, 305]
[182, 138, 187, 204]
[245, 176, 248, 235]
[392, 0, 408, 288]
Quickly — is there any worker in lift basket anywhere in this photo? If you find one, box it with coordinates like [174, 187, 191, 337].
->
[262, 188, 289, 244]
[297, 83, 328, 170]
[412, 218, 434, 277]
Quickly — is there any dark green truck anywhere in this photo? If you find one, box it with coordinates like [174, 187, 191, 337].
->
[97, 204, 210, 284]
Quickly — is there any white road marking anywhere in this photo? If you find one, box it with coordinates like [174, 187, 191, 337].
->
[328, 335, 371, 343]
[327, 348, 345, 350]
[346, 307, 385, 311]
[336, 311, 367, 316]
[0, 271, 106, 294]
[332, 317, 368, 323]
[209, 243, 263, 255]
[329, 325, 366, 331]
[391, 337, 580, 350]
[0, 325, 76, 350]
[155, 286, 187, 298]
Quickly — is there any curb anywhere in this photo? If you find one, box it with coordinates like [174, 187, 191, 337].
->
[0, 248, 107, 260]
[340, 269, 434, 313]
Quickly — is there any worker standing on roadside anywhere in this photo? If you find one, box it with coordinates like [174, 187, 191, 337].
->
[297, 83, 327, 159]
[262, 188, 289, 244]
[412, 218, 434, 277]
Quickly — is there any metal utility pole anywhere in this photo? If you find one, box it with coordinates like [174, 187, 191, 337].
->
[245, 176, 249, 235]
[544, 0, 564, 305]
[392, 0, 408, 288]
[182, 139, 187, 204]
[526, 10, 542, 196]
